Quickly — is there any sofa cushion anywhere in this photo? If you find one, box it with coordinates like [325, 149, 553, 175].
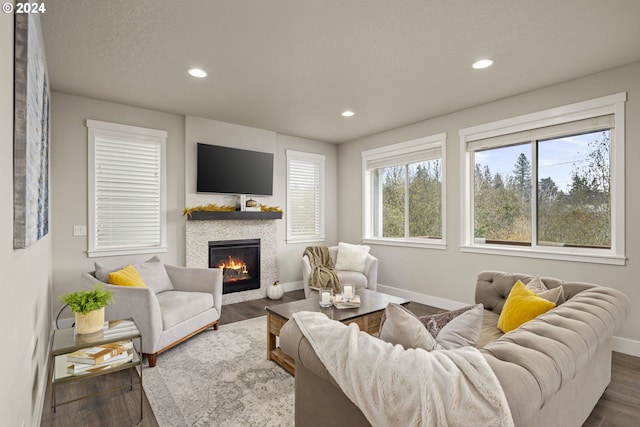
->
[108, 264, 147, 288]
[526, 275, 566, 305]
[156, 291, 214, 330]
[335, 270, 368, 288]
[379, 303, 483, 350]
[378, 303, 438, 350]
[334, 242, 370, 272]
[419, 303, 484, 350]
[95, 256, 174, 294]
[476, 309, 503, 348]
[497, 281, 556, 333]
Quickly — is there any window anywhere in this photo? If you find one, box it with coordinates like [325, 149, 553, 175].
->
[362, 134, 446, 248]
[460, 93, 626, 265]
[286, 150, 325, 243]
[87, 120, 167, 257]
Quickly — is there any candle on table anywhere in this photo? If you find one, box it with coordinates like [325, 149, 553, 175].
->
[343, 285, 353, 300]
[321, 290, 331, 304]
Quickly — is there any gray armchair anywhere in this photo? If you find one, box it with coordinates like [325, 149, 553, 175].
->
[82, 261, 222, 367]
[302, 246, 378, 298]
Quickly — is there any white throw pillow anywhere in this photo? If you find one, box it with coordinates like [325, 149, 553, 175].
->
[423, 304, 484, 350]
[334, 242, 370, 273]
[379, 303, 484, 351]
[378, 303, 438, 351]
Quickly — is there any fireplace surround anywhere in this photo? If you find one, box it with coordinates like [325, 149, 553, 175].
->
[186, 217, 279, 304]
[209, 239, 260, 294]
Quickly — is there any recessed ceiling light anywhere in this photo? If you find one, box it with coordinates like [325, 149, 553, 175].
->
[472, 59, 493, 69]
[188, 68, 207, 78]
[341, 110, 355, 117]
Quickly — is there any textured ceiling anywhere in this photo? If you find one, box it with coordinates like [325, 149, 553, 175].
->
[40, 0, 640, 143]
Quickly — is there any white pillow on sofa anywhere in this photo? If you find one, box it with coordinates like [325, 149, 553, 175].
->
[379, 303, 483, 351]
[378, 303, 439, 351]
[334, 242, 370, 272]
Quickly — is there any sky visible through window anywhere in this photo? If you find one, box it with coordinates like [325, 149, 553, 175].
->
[475, 133, 601, 192]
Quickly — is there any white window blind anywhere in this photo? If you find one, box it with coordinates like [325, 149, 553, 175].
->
[466, 115, 614, 152]
[87, 120, 167, 257]
[287, 150, 325, 242]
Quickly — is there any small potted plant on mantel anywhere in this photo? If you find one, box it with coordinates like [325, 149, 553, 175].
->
[59, 285, 113, 334]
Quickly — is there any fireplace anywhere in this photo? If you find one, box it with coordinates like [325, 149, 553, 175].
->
[209, 239, 260, 294]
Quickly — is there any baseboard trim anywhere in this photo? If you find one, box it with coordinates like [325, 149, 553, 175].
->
[612, 336, 640, 357]
[376, 284, 640, 357]
[280, 280, 303, 292]
[376, 284, 467, 311]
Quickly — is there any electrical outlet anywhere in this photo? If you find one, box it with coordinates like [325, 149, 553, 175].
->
[73, 225, 87, 236]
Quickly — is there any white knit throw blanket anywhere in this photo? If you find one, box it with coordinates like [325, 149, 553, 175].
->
[293, 311, 514, 427]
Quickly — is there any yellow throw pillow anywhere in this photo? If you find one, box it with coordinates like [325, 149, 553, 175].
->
[497, 280, 555, 333]
[108, 264, 147, 288]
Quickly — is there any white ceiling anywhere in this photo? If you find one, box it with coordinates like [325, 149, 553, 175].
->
[40, 0, 640, 143]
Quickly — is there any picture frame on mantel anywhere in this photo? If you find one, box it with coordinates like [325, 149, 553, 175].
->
[13, 13, 50, 249]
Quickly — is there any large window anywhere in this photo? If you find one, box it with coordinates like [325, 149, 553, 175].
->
[460, 93, 626, 265]
[286, 150, 325, 243]
[87, 120, 167, 257]
[362, 134, 446, 248]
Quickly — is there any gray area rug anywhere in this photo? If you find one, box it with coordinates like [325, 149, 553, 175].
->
[143, 316, 294, 426]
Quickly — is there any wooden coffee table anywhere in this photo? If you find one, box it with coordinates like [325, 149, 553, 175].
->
[266, 288, 410, 375]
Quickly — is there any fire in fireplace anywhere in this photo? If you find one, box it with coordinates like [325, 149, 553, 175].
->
[209, 239, 260, 294]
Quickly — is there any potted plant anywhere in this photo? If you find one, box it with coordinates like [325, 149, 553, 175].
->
[59, 285, 113, 334]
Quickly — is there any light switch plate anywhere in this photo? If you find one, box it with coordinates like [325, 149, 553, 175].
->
[73, 225, 87, 236]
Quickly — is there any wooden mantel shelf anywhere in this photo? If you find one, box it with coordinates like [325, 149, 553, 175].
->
[186, 211, 283, 221]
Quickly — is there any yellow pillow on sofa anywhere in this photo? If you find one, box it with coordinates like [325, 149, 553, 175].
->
[108, 264, 147, 288]
[497, 280, 555, 333]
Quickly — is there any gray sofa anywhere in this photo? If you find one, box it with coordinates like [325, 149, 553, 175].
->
[83, 261, 222, 367]
[280, 271, 630, 426]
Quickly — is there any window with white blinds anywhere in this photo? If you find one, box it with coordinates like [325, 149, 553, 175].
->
[286, 150, 325, 243]
[87, 120, 167, 257]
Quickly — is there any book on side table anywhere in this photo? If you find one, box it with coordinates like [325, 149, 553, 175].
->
[66, 340, 133, 365]
[332, 294, 361, 309]
[67, 351, 133, 374]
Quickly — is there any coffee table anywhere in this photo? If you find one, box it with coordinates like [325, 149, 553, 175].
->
[266, 288, 410, 375]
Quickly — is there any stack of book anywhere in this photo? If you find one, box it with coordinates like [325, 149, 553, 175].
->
[66, 340, 134, 374]
[332, 294, 361, 309]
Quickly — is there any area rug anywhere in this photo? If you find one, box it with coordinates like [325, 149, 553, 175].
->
[143, 316, 294, 426]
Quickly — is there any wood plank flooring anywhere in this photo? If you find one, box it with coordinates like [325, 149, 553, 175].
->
[41, 290, 640, 426]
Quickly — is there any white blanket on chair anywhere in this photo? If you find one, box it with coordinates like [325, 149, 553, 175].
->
[293, 311, 514, 427]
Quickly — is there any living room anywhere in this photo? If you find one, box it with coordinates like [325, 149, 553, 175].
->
[2, 1, 640, 426]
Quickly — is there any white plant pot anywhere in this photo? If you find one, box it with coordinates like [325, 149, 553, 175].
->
[75, 307, 105, 334]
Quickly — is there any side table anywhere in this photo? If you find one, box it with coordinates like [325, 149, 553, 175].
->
[49, 318, 143, 424]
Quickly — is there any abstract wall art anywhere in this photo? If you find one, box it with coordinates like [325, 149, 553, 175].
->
[13, 13, 50, 249]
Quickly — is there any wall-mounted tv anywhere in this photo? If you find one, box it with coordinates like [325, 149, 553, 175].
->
[197, 143, 274, 196]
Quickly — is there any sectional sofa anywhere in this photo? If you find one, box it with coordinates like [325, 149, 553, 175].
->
[280, 271, 630, 426]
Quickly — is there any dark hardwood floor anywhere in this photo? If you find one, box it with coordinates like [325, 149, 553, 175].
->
[41, 290, 640, 426]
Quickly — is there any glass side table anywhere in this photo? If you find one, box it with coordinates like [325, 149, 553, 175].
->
[49, 318, 142, 423]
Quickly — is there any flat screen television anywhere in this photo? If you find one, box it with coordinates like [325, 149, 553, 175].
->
[197, 143, 274, 196]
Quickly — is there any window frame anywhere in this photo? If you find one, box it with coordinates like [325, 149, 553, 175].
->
[286, 150, 326, 244]
[87, 119, 168, 257]
[362, 133, 447, 249]
[459, 93, 626, 265]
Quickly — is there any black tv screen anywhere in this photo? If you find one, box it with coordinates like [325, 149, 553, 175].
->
[197, 143, 274, 196]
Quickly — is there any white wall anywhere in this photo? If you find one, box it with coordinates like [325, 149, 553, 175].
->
[50, 93, 185, 316]
[0, 8, 53, 426]
[184, 116, 338, 285]
[338, 62, 640, 354]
